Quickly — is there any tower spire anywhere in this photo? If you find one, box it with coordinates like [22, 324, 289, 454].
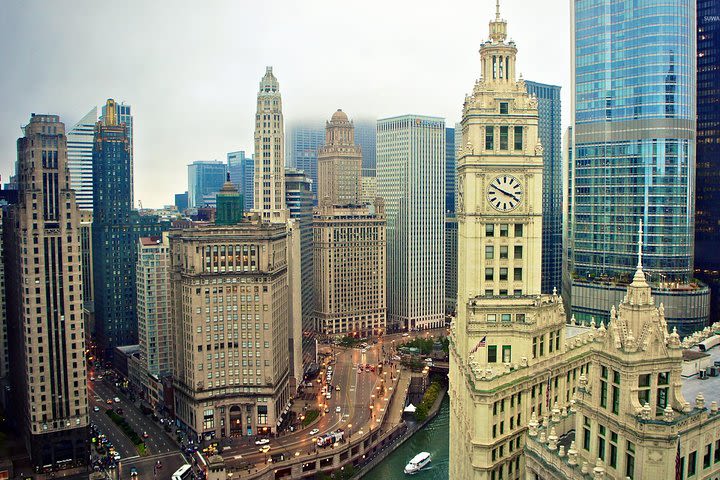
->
[496, 0, 501, 21]
[637, 220, 643, 269]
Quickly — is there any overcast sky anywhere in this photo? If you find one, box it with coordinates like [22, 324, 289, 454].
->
[0, 0, 570, 208]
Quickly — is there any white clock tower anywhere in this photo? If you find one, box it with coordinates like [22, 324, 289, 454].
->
[449, 3, 567, 479]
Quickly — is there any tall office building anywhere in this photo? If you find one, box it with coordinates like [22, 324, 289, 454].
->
[100, 101, 133, 206]
[445, 217, 458, 313]
[317, 109, 362, 205]
[227, 150, 254, 211]
[169, 219, 291, 438]
[286, 122, 324, 202]
[360, 176, 377, 204]
[285, 169, 316, 367]
[0, 209, 7, 406]
[4, 114, 89, 474]
[188, 160, 227, 208]
[175, 192, 189, 212]
[525, 81, 562, 294]
[566, 0, 709, 336]
[354, 119, 377, 177]
[137, 235, 173, 381]
[66, 107, 97, 211]
[313, 202, 387, 337]
[446, 126, 457, 214]
[79, 209, 93, 307]
[695, 0, 720, 322]
[377, 115, 445, 331]
[254, 67, 288, 223]
[92, 99, 167, 355]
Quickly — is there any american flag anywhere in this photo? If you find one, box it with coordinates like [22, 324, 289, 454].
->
[470, 336, 487, 354]
[675, 437, 682, 480]
[546, 375, 552, 409]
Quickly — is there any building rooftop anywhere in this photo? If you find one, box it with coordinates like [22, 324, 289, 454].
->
[681, 346, 720, 403]
[139, 236, 162, 246]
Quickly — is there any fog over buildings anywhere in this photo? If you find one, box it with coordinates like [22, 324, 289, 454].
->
[0, 0, 569, 207]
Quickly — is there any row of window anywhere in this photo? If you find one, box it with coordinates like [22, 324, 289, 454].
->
[485, 125, 524, 151]
[486, 223, 524, 237]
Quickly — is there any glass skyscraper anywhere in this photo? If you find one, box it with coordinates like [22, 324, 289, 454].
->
[227, 150, 254, 211]
[526, 81, 562, 294]
[187, 160, 227, 208]
[354, 119, 377, 177]
[568, 0, 709, 335]
[66, 107, 97, 211]
[286, 122, 324, 203]
[695, 0, 720, 322]
[101, 101, 133, 206]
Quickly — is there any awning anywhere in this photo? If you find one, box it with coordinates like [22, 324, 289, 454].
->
[403, 404, 416, 413]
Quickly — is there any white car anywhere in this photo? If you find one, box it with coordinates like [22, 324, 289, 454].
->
[93, 406, 100, 412]
[335, 406, 342, 413]
[309, 428, 320, 436]
[402, 333, 409, 337]
[361, 348, 367, 353]
[259, 445, 271, 453]
[113, 397, 120, 403]
[255, 438, 270, 446]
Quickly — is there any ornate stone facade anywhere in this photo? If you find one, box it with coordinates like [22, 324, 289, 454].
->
[317, 109, 363, 206]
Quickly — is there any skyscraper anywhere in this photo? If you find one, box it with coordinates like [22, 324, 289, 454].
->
[227, 150, 254, 211]
[317, 109, 362, 205]
[354, 119, 377, 177]
[286, 121, 324, 202]
[285, 169, 315, 368]
[174, 191, 189, 211]
[4, 114, 89, 474]
[446, 126, 456, 214]
[695, 0, 720, 322]
[100, 101, 133, 206]
[525, 81, 562, 294]
[93, 99, 167, 355]
[66, 107, 97, 211]
[567, 0, 709, 335]
[254, 67, 288, 223]
[169, 219, 291, 438]
[313, 202, 387, 337]
[188, 160, 227, 208]
[137, 235, 173, 379]
[377, 115, 445, 331]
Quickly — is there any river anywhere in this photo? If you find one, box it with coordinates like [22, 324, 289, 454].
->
[362, 396, 449, 480]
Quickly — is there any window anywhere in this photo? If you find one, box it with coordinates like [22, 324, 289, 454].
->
[485, 126, 494, 150]
[487, 314, 496, 322]
[597, 425, 606, 460]
[500, 126, 509, 150]
[514, 126, 523, 150]
[688, 450, 697, 477]
[626, 441, 635, 479]
[499, 268, 508, 281]
[600, 379, 608, 408]
[502, 345, 511, 363]
[488, 345, 497, 362]
[486, 224, 495, 236]
[514, 268, 522, 281]
[715, 439, 720, 463]
[485, 245, 495, 259]
[704, 444, 711, 469]
[485, 268, 494, 281]
[514, 224, 523, 237]
[609, 432, 618, 468]
[583, 416, 591, 450]
[500, 224, 509, 237]
[500, 102, 509, 114]
[501, 313, 511, 322]
[500, 246, 509, 259]
[658, 372, 670, 385]
[514, 245, 523, 259]
[532, 337, 537, 358]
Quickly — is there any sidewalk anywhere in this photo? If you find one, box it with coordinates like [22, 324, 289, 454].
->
[384, 368, 412, 428]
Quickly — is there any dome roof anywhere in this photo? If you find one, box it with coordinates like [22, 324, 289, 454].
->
[331, 109, 349, 122]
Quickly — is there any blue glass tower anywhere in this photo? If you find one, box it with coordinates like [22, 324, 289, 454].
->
[188, 160, 226, 208]
[695, 0, 720, 322]
[92, 99, 168, 355]
[355, 119, 377, 177]
[526, 81, 562, 294]
[227, 150, 254, 211]
[568, 0, 709, 335]
[287, 122, 324, 203]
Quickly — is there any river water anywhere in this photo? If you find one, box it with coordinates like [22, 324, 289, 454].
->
[362, 397, 449, 480]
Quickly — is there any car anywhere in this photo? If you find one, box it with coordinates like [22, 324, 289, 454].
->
[335, 385, 341, 391]
[93, 406, 100, 412]
[97, 375, 104, 380]
[255, 438, 270, 446]
[335, 406, 342, 413]
[259, 445, 271, 453]
[402, 333, 409, 337]
[106, 399, 113, 404]
[424, 358, 433, 363]
[155, 460, 163, 468]
[113, 453, 121, 461]
[113, 397, 120, 403]
[325, 392, 331, 399]
[361, 348, 367, 353]
[142, 432, 149, 439]
[90, 376, 95, 381]
[309, 428, 320, 436]
[130, 467, 138, 476]
[324, 407, 330, 413]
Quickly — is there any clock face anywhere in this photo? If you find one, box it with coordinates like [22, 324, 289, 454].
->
[487, 175, 523, 212]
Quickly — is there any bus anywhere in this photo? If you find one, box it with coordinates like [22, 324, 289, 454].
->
[317, 430, 344, 447]
[172, 464, 192, 480]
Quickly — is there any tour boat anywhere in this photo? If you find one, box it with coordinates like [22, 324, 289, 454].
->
[404, 451, 431, 474]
